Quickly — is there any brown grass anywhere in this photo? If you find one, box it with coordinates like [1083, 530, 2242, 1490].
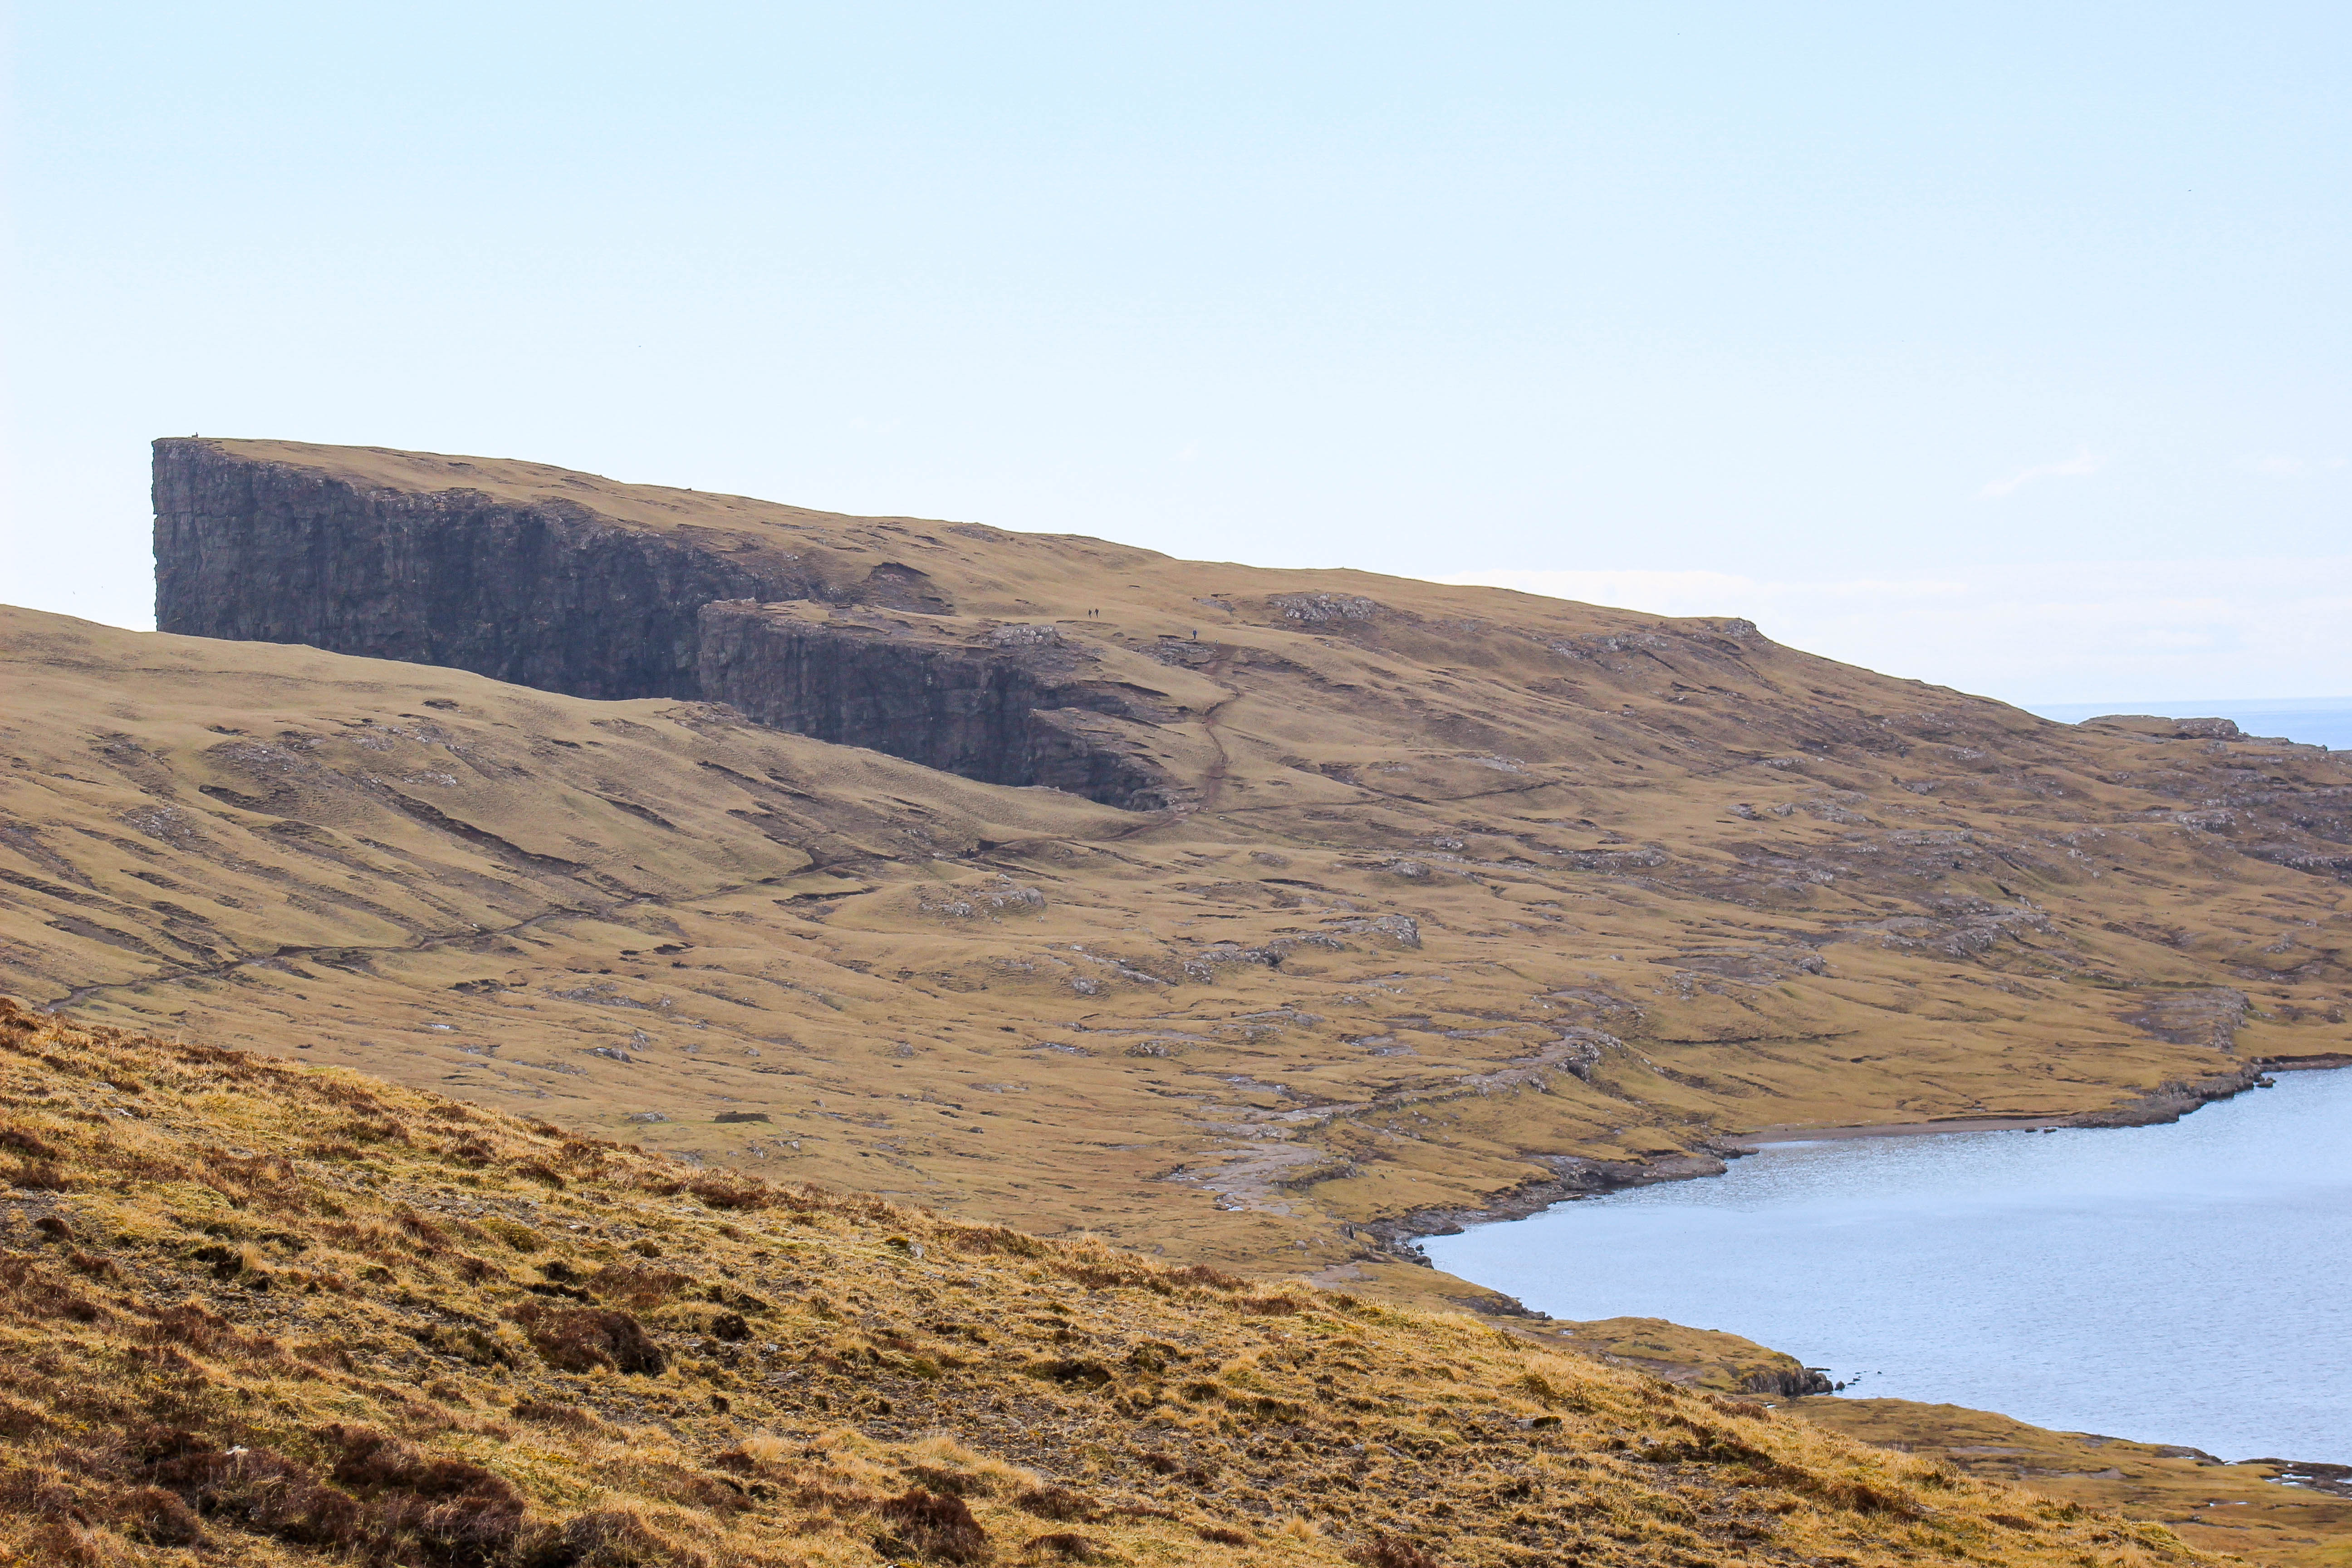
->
[0, 998, 2239, 1567]
[7, 574, 2351, 1316]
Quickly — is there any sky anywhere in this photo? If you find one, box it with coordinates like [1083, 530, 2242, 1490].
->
[4, 3, 2347, 705]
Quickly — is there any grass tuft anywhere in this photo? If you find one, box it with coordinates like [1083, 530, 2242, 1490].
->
[0, 997, 2216, 1568]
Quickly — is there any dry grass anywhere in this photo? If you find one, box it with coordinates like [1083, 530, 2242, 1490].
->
[5, 556, 2351, 1300]
[1794, 1398, 2352, 1568]
[0, 998, 2217, 1567]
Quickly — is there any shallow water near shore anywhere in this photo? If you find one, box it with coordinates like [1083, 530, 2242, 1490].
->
[1422, 1068, 2352, 1462]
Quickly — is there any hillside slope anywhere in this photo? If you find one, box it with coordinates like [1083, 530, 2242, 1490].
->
[14, 434, 2352, 1285]
[0, 999, 2227, 1568]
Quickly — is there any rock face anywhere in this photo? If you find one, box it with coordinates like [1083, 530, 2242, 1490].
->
[151, 439, 1168, 804]
[1742, 1365, 1839, 1397]
[696, 603, 1173, 809]
[152, 439, 820, 700]
[147, 436, 2352, 882]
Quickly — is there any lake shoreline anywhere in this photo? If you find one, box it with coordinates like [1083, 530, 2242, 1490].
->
[1419, 1064, 2352, 1467]
[1383, 1055, 2339, 1265]
[1726, 1054, 2352, 1148]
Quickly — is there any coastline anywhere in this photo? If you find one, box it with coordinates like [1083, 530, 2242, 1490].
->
[1371, 1059, 2351, 1416]
[2257, 1051, 2352, 1071]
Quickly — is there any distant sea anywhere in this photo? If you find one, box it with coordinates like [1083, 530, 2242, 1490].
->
[2025, 696, 2352, 751]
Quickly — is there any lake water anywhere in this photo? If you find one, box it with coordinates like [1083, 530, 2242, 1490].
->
[1421, 1068, 2352, 1462]
[2027, 696, 2352, 752]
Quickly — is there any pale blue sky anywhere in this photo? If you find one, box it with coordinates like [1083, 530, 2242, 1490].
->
[5, 4, 2347, 701]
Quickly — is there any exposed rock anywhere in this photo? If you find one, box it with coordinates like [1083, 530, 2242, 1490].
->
[1269, 592, 1379, 622]
[153, 438, 817, 699]
[1741, 1365, 1838, 1397]
[2250, 1460, 2352, 1499]
[1323, 914, 1421, 948]
[152, 440, 1173, 808]
[2084, 715, 2245, 742]
[916, 878, 1049, 921]
[695, 602, 1173, 809]
[861, 561, 954, 614]
[2068, 1063, 2270, 1127]
[2117, 987, 2250, 1051]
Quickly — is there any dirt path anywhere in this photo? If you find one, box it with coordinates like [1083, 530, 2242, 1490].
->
[1104, 648, 1245, 840]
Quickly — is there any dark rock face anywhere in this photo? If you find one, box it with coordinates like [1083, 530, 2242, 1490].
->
[1740, 1365, 1838, 1398]
[151, 440, 1169, 808]
[154, 439, 818, 700]
[696, 603, 1172, 810]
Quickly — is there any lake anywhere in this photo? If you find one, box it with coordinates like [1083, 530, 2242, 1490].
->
[1421, 1068, 2352, 1462]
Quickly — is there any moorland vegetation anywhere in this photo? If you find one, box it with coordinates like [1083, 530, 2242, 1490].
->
[0, 1000, 2217, 1568]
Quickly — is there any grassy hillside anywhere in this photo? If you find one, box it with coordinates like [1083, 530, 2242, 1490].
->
[0, 998, 2216, 1568]
[9, 438, 2352, 1562]
[1797, 1401, 2352, 1568]
[3, 597, 2347, 1298]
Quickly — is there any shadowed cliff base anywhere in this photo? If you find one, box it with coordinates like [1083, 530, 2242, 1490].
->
[696, 599, 1177, 810]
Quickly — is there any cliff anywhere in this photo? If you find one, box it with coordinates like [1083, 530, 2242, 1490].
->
[696, 601, 1176, 809]
[145, 437, 2352, 873]
[151, 439, 1186, 804]
[153, 439, 821, 700]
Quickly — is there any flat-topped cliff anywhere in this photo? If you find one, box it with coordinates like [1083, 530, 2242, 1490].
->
[152, 439, 1197, 801]
[153, 438, 821, 699]
[6, 431, 2328, 1281]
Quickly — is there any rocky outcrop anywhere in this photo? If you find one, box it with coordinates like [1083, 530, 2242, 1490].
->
[152, 439, 823, 699]
[2083, 714, 2247, 742]
[2067, 1062, 2271, 1127]
[150, 441, 1171, 807]
[1740, 1365, 1839, 1397]
[695, 602, 1174, 809]
[2250, 1460, 2352, 1499]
